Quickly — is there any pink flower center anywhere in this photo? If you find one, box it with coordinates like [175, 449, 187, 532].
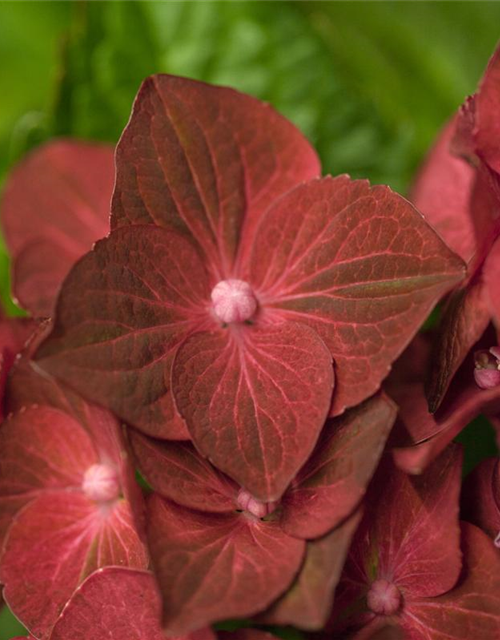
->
[236, 488, 277, 519]
[367, 579, 401, 616]
[474, 347, 500, 390]
[82, 463, 120, 503]
[211, 279, 257, 324]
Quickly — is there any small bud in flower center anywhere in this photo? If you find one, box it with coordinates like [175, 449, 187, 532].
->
[474, 347, 500, 390]
[236, 488, 277, 519]
[211, 279, 257, 324]
[82, 463, 120, 503]
[367, 579, 402, 616]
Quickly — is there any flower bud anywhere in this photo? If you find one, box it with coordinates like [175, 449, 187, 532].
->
[367, 579, 402, 615]
[82, 463, 120, 503]
[236, 488, 277, 519]
[211, 279, 257, 324]
[474, 347, 500, 390]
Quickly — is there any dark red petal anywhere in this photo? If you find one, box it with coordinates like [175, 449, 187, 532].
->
[50, 569, 166, 640]
[147, 494, 305, 634]
[462, 457, 500, 545]
[35, 225, 212, 439]
[388, 446, 463, 596]
[172, 321, 333, 501]
[392, 376, 500, 475]
[402, 523, 500, 639]
[0, 140, 113, 316]
[475, 45, 500, 175]
[484, 236, 500, 326]
[410, 117, 476, 263]
[261, 507, 362, 630]
[50, 568, 215, 640]
[346, 447, 462, 603]
[425, 281, 491, 413]
[130, 430, 237, 513]
[0, 493, 148, 638]
[281, 393, 395, 539]
[248, 176, 466, 416]
[0, 407, 96, 550]
[112, 75, 320, 274]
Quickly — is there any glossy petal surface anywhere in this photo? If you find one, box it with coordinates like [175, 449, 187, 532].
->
[172, 321, 333, 501]
[281, 393, 395, 538]
[1, 140, 113, 316]
[248, 176, 466, 415]
[147, 494, 305, 634]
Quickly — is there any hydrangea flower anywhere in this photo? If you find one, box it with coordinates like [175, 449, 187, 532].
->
[1, 140, 114, 317]
[34, 75, 464, 501]
[130, 393, 395, 633]
[328, 446, 500, 639]
[0, 334, 148, 638]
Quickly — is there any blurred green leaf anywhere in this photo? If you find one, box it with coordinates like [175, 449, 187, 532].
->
[0, 603, 27, 639]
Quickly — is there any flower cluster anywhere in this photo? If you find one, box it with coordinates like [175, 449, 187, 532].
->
[0, 49, 499, 640]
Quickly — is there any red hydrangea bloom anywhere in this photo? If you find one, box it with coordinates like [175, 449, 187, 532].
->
[328, 445, 500, 639]
[0, 339, 148, 639]
[391, 44, 500, 471]
[462, 456, 500, 549]
[386, 331, 500, 473]
[129, 393, 395, 633]
[0, 140, 114, 317]
[34, 75, 464, 502]
[411, 44, 500, 411]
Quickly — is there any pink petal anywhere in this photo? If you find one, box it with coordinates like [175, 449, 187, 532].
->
[281, 393, 396, 539]
[474, 45, 500, 175]
[403, 523, 500, 639]
[410, 117, 476, 263]
[35, 225, 212, 439]
[0, 140, 113, 316]
[50, 568, 165, 640]
[112, 75, 320, 275]
[392, 372, 500, 475]
[247, 176, 465, 416]
[0, 493, 148, 638]
[172, 321, 333, 501]
[0, 406, 96, 551]
[347, 447, 462, 601]
[50, 567, 216, 640]
[147, 494, 305, 634]
[484, 236, 500, 326]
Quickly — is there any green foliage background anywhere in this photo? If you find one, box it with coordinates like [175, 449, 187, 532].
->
[0, 1, 499, 636]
